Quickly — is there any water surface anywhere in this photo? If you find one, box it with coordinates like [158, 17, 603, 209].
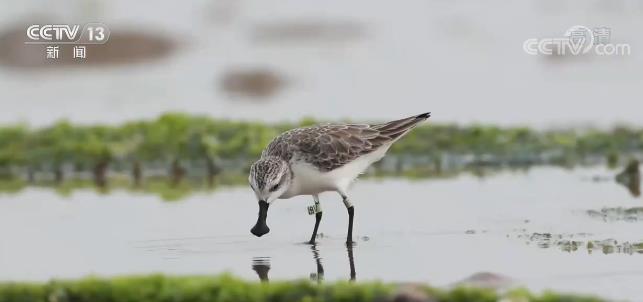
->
[1, 166, 642, 301]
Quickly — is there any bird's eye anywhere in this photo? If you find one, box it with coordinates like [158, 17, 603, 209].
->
[269, 184, 280, 192]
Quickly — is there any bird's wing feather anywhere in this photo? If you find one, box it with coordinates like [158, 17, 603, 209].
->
[263, 113, 430, 172]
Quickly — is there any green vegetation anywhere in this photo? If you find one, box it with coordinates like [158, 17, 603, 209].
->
[0, 274, 603, 302]
[587, 207, 643, 222]
[512, 230, 643, 255]
[0, 166, 488, 201]
[0, 113, 641, 188]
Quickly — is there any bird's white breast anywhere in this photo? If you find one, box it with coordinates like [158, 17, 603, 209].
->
[280, 144, 391, 199]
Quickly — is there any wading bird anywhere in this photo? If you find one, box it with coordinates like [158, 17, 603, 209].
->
[249, 112, 431, 244]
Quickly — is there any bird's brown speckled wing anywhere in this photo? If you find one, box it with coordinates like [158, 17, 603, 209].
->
[262, 113, 430, 172]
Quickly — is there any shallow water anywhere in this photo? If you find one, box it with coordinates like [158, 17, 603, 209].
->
[1, 166, 642, 300]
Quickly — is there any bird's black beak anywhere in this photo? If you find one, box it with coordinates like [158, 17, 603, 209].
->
[251, 200, 270, 237]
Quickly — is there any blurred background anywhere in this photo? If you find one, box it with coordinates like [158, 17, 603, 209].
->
[1, 1, 643, 301]
[1, 0, 642, 127]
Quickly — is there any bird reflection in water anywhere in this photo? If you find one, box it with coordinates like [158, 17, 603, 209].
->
[251, 243, 357, 282]
[309, 243, 324, 283]
[309, 242, 357, 282]
[251, 256, 271, 282]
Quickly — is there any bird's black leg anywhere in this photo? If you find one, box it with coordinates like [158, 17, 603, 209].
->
[309, 212, 322, 244]
[309, 195, 322, 244]
[346, 242, 356, 281]
[347, 207, 354, 244]
[342, 195, 354, 244]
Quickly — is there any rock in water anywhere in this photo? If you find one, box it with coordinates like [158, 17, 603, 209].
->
[615, 160, 640, 197]
[390, 284, 436, 302]
[221, 69, 285, 98]
[453, 272, 514, 289]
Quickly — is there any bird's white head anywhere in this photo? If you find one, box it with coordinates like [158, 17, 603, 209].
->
[249, 156, 292, 203]
[248, 156, 292, 237]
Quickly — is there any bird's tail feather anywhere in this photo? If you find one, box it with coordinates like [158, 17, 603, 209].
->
[373, 112, 431, 140]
